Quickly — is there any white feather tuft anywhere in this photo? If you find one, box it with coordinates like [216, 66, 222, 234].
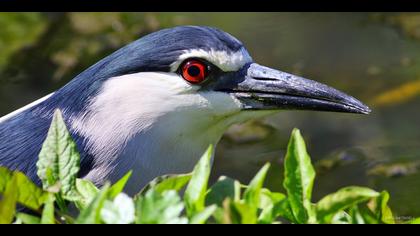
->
[170, 47, 252, 72]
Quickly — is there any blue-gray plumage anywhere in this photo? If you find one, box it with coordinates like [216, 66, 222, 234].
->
[0, 26, 370, 195]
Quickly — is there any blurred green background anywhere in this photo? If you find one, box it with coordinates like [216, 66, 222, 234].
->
[1, 12, 420, 218]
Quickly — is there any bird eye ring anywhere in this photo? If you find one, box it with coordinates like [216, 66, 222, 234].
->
[181, 60, 209, 84]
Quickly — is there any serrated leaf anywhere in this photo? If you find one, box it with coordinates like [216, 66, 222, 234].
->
[37, 109, 80, 200]
[135, 189, 187, 224]
[315, 186, 379, 223]
[283, 128, 316, 223]
[101, 193, 135, 224]
[184, 145, 213, 217]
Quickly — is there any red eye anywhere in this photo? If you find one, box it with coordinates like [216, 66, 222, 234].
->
[181, 60, 208, 84]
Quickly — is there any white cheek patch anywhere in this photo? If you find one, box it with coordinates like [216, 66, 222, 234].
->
[170, 47, 252, 72]
[71, 72, 186, 150]
[70, 72, 242, 167]
[69, 71, 246, 185]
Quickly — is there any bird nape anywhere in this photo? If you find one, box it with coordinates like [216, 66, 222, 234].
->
[0, 26, 370, 195]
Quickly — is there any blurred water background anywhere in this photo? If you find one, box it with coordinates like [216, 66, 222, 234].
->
[1, 12, 419, 217]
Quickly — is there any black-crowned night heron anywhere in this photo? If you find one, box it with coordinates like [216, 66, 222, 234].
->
[0, 26, 370, 195]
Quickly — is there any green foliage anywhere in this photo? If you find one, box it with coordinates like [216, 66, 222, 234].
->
[0, 109, 417, 224]
[184, 145, 213, 218]
[14, 213, 41, 224]
[75, 184, 111, 224]
[37, 109, 80, 202]
[74, 178, 99, 210]
[101, 193, 135, 224]
[0, 167, 47, 212]
[283, 128, 316, 223]
[315, 186, 380, 223]
[0, 173, 18, 224]
[41, 193, 56, 224]
[135, 190, 187, 224]
[139, 173, 192, 195]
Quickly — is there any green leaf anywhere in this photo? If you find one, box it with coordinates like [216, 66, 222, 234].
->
[409, 218, 420, 224]
[231, 201, 257, 224]
[76, 183, 110, 224]
[244, 163, 270, 208]
[15, 213, 41, 224]
[259, 188, 286, 209]
[37, 109, 80, 200]
[189, 205, 217, 224]
[217, 198, 240, 224]
[41, 193, 56, 224]
[315, 186, 379, 223]
[139, 173, 192, 195]
[206, 176, 241, 207]
[74, 178, 99, 210]
[330, 211, 352, 224]
[109, 171, 132, 199]
[258, 198, 299, 224]
[283, 128, 316, 224]
[208, 177, 241, 224]
[257, 189, 286, 224]
[358, 204, 380, 224]
[184, 145, 213, 217]
[241, 163, 270, 223]
[349, 205, 365, 224]
[101, 193, 135, 224]
[135, 189, 187, 224]
[0, 168, 46, 211]
[0, 174, 18, 224]
[369, 191, 394, 224]
[14, 172, 48, 210]
[0, 167, 12, 193]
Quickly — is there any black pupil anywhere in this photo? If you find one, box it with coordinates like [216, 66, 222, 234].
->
[187, 65, 201, 77]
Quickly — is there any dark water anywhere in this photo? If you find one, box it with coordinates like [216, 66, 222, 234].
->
[1, 12, 419, 217]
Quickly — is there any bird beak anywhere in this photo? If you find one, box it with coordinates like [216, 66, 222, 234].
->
[213, 63, 371, 114]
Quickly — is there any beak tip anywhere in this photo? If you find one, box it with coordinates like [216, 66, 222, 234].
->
[341, 94, 372, 115]
[352, 101, 372, 115]
[360, 107, 372, 115]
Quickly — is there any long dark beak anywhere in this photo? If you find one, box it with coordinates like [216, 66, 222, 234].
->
[212, 63, 371, 114]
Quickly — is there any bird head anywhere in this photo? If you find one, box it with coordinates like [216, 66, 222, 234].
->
[73, 26, 370, 134]
[10, 26, 370, 190]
